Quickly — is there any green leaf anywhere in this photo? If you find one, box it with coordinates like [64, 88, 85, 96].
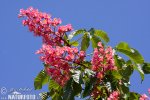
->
[49, 79, 60, 91]
[134, 64, 144, 81]
[48, 79, 62, 100]
[81, 32, 90, 51]
[82, 77, 97, 98]
[94, 30, 109, 43]
[68, 29, 86, 40]
[34, 70, 49, 90]
[116, 42, 131, 51]
[116, 42, 144, 64]
[69, 41, 79, 46]
[142, 63, 150, 74]
[122, 65, 134, 80]
[63, 78, 75, 100]
[73, 82, 82, 96]
[89, 28, 109, 43]
[91, 35, 101, 48]
[121, 84, 129, 94]
[128, 92, 140, 100]
[74, 29, 86, 36]
[111, 70, 122, 80]
[114, 55, 125, 69]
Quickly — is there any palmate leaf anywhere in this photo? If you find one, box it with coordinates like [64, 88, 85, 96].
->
[49, 79, 60, 91]
[134, 64, 145, 81]
[48, 79, 62, 100]
[94, 30, 109, 43]
[34, 70, 49, 90]
[142, 62, 150, 74]
[116, 42, 144, 64]
[69, 41, 79, 47]
[82, 77, 97, 98]
[89, 28, 109, 43]
[63, 78, 82, 100]
[68, 29, 86, 40]
[128, 92, 140, 100]
[81, 32, 90, 51]
[91, 35, 101, 48]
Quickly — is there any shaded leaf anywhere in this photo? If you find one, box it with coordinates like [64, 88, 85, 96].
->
[111, 70, 122, 80]
[128, 92, 140, 100]
[142, 63, 150, 74]
[63, 78, 75, 100]
[82, 77, 97, 98]
[73, 82, 82, 96]
[114, 55, 125, 69]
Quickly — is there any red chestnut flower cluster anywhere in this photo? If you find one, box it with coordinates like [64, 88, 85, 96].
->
[36, 44, 85, 86]
[91, 42, 117, 80]
[19, 7, 150, 100]
[107, 91, 120, 100]
[18, 7, 72, 46]
[18, 7, 85, 86]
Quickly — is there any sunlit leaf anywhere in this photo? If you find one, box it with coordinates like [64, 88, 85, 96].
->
[68, 29, 86, 40]
[89, 28, 109, 43]
[81, 32, 90, 51]
[34, 70, 49, 90]
[91, 35, 101, 48]
[69, 41, 79, 46]
[116, 42, 144, 64]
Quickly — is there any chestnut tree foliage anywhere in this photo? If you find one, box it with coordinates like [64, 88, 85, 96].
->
[19, 7, 150, 100]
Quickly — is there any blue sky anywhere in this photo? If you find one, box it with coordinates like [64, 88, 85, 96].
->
[0, 0, 150, 99]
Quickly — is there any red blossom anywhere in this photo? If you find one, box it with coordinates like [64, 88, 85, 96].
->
[107, 91, 120, 100]
[91, 42, 117, 79]
[140, 94, 148, 100]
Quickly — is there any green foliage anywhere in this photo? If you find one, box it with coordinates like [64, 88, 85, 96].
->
[81, 32, 90, 51]
[82, 77, 97, 98]
[69, 41, 79, 46]
[34, 70, 49, 90]
[89, 28, 109, 43]
[63, 78, 82, 100]
[33, 28, 149, 100]
[91, 35, 101, 48]
[116, 42, 144, 64]
[142, 62, 150, 74]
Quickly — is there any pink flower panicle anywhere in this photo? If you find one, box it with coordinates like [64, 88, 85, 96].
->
[36, 44, 85, 86]
[140, 94, 149, 100]
[91, 42, 117, 79]
[107, 91, 120, 100]
[18, 7, 73, 46]
[19, 7, 75, 86]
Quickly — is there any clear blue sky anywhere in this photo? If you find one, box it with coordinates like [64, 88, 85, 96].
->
[0, 0, 150, 99]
